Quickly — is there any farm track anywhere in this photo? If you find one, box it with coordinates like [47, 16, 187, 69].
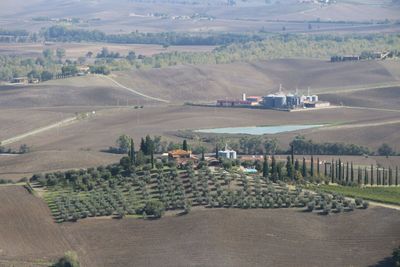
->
[98, 75, 170, 103]
[0, 116, 78, 146]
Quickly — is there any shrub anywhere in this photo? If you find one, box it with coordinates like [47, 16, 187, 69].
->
[54, 251, 80, 267]
[143, 200, 165, 218]
[322, 204, 331, 215]
[362, 201, 369, 209]
[393, 246, 400, 267]
[347, 202, 356, 211]
[306, 201, 315, 212]
[355, 198, 363, 206]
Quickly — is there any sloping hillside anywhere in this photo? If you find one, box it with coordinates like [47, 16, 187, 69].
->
[113, 59, 400, 103]
[0, 186, 71, 265]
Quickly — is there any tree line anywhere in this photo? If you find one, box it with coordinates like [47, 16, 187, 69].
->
[40, 25, 264, 46]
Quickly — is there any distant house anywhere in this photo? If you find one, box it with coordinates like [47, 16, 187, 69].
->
[168, 149, 192, 159]
[11, 77, 28, 84]
[218, 147, 237, 159]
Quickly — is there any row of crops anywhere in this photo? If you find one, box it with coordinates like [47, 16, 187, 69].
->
[42, 165, 368, 223]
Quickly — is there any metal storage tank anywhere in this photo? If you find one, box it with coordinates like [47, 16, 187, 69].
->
[273, 94, 287, 108]
[287, 94, 301, 107]
[263, 94, 275, 108]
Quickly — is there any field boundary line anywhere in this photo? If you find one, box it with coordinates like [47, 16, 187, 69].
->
[98, 75, 170, 103]
[314, 81, 400, 94]
[1, 116, 77, 146]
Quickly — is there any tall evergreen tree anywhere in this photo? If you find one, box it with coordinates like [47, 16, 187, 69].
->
[396, 166, 399, 186]
[346, 162, 349, 182]
[129, 138, 135, 164]
[215, 145, 219, 159]
[271, 155, 277, 182]
[140, 138, 146, 154]
[144, 135, 153, 156]
[331, 159, 334, 183]
[286, 156, 293, 179]
[324, 162, 327, 177]
[383, 167, 386, 185]
[290, 144, 294, 164]
[317, 157, 320, 176]
[338, 158, 342, 182]
[302, 157, 307, 178]
[350, 162, 354, 183]
[370, 164, 374, 186]
[182, 140, 188, 151]
[364, 167, 368, 185]
[310, 156, 314, 177]
[389, 167, 393, 186]
[263, 155, 269, 179]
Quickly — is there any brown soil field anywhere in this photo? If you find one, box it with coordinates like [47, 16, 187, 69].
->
[0, 186, 71, 266]
[1, 0, 399, 33]
[0, 43, 216, 59]
[1, 105, 400, 180]
[320, 86, 400, 110]
[113, 59, 400, 103]
[0, 76, 149, 108]
[0, 151, 121, 181]
[63, 207, 400, 267]
[0, 184, 399, 266]
[0, 108, 75, 140]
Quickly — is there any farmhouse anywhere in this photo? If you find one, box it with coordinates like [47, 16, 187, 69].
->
[11, 77, 28, 84]
[168, 149, 192, 159]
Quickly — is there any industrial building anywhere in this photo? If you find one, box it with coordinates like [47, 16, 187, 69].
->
[218, 146, 237, 159]
[215, 88, 329, 110]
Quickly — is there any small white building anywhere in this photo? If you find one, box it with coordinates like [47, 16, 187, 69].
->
[218, 147, 237, 159]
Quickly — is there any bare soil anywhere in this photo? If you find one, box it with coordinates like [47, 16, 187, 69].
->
[62, 207, 400, 267]
[0, 186, 71, 265]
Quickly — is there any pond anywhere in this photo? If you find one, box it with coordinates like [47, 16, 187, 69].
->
[195, 125, 325, 135]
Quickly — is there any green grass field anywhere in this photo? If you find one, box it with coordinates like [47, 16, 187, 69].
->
[315, 185, 400, 205]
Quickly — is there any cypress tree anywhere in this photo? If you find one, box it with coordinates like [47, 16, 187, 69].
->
[350, 162, 354, 183]
[145, 135, 152, 156]
[338, 159, 342, 182]
[331, 159, 334, 183]
[286, 156, 293, 180]
[140, 138, 146, 154]
[271, 156, 277, 182]
[130, 138, 135, 164]
[334, 160, 337, 182]
[396, 166, 399, 186]
[364, 167, 368, 185]
[290, 144, 294, 165]
[302, 157, 307, 178]
[317, 157, 320, 176]
[215, 145, 219, 159]
[370, 165, 374, 186]
[324, 162, 327, 177]
[383, 167, 386, 185]
[346, 162, 349, 182]
[277, 163, 283, 181]
[310, 156, 314, 177]
[389, 167, 393, 186]
[182, 140, 188, 151]
[377, 168, 381, 185]
[263, 155, 269, 179]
